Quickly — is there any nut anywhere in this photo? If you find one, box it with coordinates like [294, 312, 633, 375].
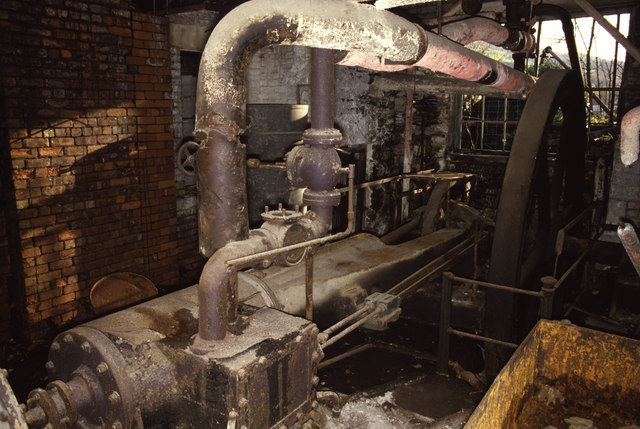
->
[63, 334, 73, 344]
[96, 362, 109, 374]
[108, 391, 121, 405]
[50, 342, 60, 352]
[45, 361, 55, 371]
[111, 420, 123, 429]
[81, 341, 92, 353]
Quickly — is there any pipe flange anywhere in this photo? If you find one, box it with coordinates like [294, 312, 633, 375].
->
[302, 128, 342, 146]
[303, 189, 341, 207]
[47, 380, 77, 428]
[48, 327, 135, 429]
[261, 209, 303, 223]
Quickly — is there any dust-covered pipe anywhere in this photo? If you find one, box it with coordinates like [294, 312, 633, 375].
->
[621, 106, 640, 167]
[194, 0, 425, 258]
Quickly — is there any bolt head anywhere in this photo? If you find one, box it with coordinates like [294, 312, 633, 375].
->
[63, 334, 73, 344]
[50, 342, 60, 352]
[111, 420, 123, 429]
[81, 341, 92, 353]
[96, 362, 109, 374]
[108, 391, 121, 405]
[45, 361, 55, 371]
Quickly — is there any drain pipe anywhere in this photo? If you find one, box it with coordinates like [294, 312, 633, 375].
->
[621, 106, 640, 166]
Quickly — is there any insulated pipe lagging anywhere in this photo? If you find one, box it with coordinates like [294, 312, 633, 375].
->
[194, 0, 425, 257]
[440, 17, 510, 46]
[621, 106, 640, 167]
[338, 30, 536, 94]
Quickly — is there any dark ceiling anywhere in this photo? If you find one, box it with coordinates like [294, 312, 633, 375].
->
[132, 0, 636, 21]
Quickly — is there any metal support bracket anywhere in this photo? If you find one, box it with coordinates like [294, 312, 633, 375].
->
[362, 292, 402, 331]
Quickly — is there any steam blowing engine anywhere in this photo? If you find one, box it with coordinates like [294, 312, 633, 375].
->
[0, 0, 571, 427]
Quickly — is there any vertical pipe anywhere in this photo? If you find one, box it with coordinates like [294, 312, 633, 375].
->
[305, 252, 314, 320]
[480, 96, 486, 149]
[539, 276, 556, 319]
[402, 70, 415, 223]
[437, 272, 454, 374]
[310, 48, 335, 129]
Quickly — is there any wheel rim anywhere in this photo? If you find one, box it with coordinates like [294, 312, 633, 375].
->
[484, 70, 586, 369]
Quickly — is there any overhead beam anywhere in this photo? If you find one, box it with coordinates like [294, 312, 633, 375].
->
[572, 0, 640, 63]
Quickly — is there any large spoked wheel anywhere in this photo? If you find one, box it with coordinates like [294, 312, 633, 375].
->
[484, 70, 586, 373]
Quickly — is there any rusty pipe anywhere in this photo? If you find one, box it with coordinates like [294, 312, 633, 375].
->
[195, 0, 425, 257]
[618, 223, 640, 278]
[311, 48, 335, 129]
[193, 231, 274, 347]
[621, 106, 640, 166]
[440, 17, 518, 48]
[227, 165, 355, 269]
[338, 28, 536, 94]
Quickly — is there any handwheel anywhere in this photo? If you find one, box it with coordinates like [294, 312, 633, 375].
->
[177, 140, 201, 176]
[484, 70, 587, 373]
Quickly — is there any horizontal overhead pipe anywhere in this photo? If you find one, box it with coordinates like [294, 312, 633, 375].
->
[621, 105, 640, 166]
[338, 28, 536, 94]
[440, 16, 535, 54]
[194, 0, 425, 257]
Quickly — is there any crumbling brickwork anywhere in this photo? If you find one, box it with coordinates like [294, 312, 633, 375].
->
[0, 0, 185, 339]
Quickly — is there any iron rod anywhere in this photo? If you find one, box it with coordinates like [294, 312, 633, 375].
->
[322, 304, 373, 337]
[305, 252, 314, 320]
[437, 272, 454, 374]
[321, 306, 384, 349]
[227, 165, 355, 268]
[451, 276, 543, 297]
[449, 328, 518, 348]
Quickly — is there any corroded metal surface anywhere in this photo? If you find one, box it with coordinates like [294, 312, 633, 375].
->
[0, 369, 27, 429]
[466, 319, 640, 428]
[618, 223, 640, 277]
[195, 0, 425, 256]
[485, 70, 586, 375]
[338, 28, 536, 95]
[440, 17, 509, 46]
[40, 290, 321, 429]
[89, 272, 158, 314]
[621, 105, 640, 166]
[242, 229, 467, 325]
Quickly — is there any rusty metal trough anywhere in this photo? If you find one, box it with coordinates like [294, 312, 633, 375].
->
[466, 319, 640, 428]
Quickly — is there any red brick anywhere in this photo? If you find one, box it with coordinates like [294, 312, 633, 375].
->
[39, 147, 64, 157]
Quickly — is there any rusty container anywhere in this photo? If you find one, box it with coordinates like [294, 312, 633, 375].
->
[466, 319, 640, 428]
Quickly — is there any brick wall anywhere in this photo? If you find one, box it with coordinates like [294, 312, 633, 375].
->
[1, 0, 182, 339]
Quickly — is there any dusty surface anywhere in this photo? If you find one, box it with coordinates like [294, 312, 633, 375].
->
[513, 375, 640, 429]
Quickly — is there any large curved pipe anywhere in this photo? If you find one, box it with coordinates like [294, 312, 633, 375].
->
[194, 231, 273, 346]
[194, 0, 425, 257]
